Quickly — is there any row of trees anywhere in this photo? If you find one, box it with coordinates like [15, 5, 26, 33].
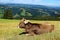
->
[3, 9, 13, 19]
[3, 8, 32, 19]
[2, 8, 39, 19]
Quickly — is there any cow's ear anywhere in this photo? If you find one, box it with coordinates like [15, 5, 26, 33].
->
[24, 20, 29, 24]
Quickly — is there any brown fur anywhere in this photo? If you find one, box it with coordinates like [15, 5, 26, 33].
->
[18, 18, 54, 35]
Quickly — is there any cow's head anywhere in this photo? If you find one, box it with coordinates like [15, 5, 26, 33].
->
[18, 18, 29, 28]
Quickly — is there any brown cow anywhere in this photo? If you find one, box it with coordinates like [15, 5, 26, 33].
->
[18, 18, 54, 36]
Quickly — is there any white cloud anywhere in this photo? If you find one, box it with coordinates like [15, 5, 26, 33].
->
[0, 0, 60, 6]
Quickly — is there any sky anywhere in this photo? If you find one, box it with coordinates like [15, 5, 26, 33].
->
[0, 0, 60, 6]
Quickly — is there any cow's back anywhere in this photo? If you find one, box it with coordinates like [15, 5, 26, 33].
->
[40, 24, 54, 33]
[24, 22, 54, 35]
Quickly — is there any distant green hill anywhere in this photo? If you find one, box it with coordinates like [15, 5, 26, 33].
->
[0, 4, 60, 20]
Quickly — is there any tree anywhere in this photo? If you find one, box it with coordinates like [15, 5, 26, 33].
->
[13, 13, 20, 19]
[3, 9, 13, 19]
[0, 13, 3, 18]
[25, 12, 32, 16]
[20, 8, 26, 16]
[0, 8, 4, 18]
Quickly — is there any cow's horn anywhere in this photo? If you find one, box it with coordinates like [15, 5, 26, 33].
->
[21, 18, 26, 21]
[24, 20, 29, 24]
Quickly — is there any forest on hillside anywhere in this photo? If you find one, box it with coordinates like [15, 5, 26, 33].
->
[0, 4, 60, 20]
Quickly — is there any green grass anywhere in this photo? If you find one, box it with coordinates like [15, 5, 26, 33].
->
[0, 19, 60, 40]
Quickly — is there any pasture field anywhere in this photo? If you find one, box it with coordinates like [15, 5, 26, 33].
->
[0, 19, 60, 40]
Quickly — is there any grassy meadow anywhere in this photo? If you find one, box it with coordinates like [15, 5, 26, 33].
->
[0, 19, 60, 40]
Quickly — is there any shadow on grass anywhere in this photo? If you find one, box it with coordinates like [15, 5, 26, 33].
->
[19, 32, 28, 35]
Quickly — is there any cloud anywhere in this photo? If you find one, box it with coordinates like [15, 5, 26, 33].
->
[0, 0, 13, 3]
[0, 0, 60, 6]
[10, 0, 42, 3]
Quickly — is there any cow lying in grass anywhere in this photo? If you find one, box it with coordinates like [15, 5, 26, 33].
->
[18, 18, 54, 36]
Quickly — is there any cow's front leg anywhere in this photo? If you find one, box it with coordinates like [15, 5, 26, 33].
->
[25, 30, 35, 36]
[27, 31, 35, 36]
[26, 32, 35, 36]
